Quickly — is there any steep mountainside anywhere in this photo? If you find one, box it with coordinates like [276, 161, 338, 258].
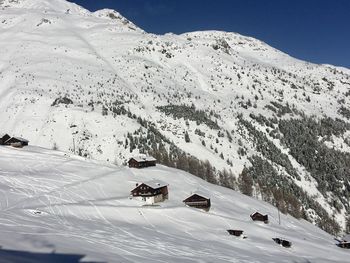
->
[0, 0, 349, 234]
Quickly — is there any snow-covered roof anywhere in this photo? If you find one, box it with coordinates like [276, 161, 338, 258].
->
[143, 180, 168, 189]
[10, 137, 29, 142]
[191, 190, 210, 200]
[130, 156, 156, 162]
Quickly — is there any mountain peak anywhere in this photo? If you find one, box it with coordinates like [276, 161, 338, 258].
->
[93, 8, 142, 32]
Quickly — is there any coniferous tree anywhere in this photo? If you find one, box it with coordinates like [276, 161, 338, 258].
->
[238, 168, 253, 196]
[184, 131, 191, 143]
[346, 214, 350, 234]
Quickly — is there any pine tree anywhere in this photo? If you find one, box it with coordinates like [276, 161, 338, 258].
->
[204, 160, 216, 184]
[346, 214, 350, 234]
[238, 168, 253, 196]
[184, 131, 190, 143]
[52, 142, 58, 150]
[102, 105, 108, 116]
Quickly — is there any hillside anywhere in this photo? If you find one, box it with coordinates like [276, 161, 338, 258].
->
[0, 145, 349, 262]
[0, 0, 349, 235]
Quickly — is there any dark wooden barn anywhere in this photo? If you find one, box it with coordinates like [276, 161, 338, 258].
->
[128, 156, 156, 168]
[336, 235, 350, 249]
[273, 238, 292, 248]
[5, 137, 29, 147]
[336, 241, 350, 249]
[227, 229, 244, 237]
[250, 212, 268, 223]
[0, 134, 11, 145]
[183, 192, 211, 211]
[131, 180, 168, 204]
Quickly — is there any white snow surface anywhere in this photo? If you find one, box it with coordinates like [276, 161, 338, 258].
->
[0, 0, 87, 14]
[0, 145, 348, 263]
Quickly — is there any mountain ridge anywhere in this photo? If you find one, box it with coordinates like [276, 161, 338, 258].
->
[0, 0, 86, 13]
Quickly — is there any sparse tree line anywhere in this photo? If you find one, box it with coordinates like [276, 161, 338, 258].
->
[238, 115, 300, 180]
[278, 116, 350, 213]
[156, 104, 220, 129]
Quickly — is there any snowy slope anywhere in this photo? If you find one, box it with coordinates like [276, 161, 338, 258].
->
[0, 0, 349, 234]
[0, 145, 348, 263]
[0, 0, 86, 14]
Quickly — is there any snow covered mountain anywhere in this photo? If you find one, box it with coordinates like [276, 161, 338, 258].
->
[0, 0, 349, 235]
[0, 145, 349, 263]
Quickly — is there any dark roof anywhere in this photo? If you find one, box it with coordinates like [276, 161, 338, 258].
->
[250, 211, 266, 217]
[183, 192, 210, 202]
[227, 229, 243, 234]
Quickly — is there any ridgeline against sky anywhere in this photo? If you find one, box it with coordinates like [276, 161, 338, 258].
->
[69, 0, 350, 68]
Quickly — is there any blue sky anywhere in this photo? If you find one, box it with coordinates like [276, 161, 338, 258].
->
[70, 0, 350, 68]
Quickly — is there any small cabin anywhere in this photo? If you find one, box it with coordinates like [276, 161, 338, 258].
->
[337, 241, 350, 249]
[250, 212, 268, 223]
[0, 134, 11, 145]
[183, 192, 211, 211]
[128, 156, 156, 168]
[5, 137, 29, 147]
[273, 238, 292, 248]
[131, 180, 168, 205]
[227, 230, 244, 237]
[336, 235, 350, 249]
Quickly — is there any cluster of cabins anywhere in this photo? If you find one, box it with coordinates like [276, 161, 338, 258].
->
[128, 155, 265, 212]
[128, 155, 350, 250]
[130, 179, 211, 210]
[128, 155, 211, 210]
[0, 133, 29, 148]
[128, 155, 278, 243]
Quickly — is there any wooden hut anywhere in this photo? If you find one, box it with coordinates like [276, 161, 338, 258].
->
[336, 241, 350, 249]
[0, 134, 11, 145]
[336, 235, 350, 249]
[250, 212, 268, 223]
[128, 156, 156, 168]
[273, 238, 292, 248]
[183, 192, 211, 211]
[227, 230, 244, 237]
[5, 137, 29, 147]
[131, 180, 168, 205]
